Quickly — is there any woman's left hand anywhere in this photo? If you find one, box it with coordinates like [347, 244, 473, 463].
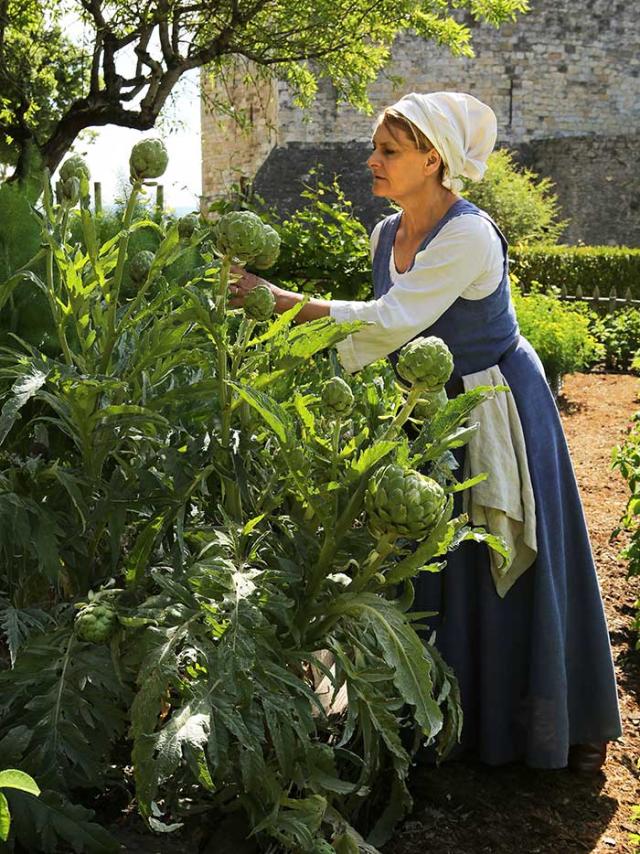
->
[228, 265, 269, 308]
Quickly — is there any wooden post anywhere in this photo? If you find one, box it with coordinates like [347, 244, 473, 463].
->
[155, 184, 164, 216]
[94, 181, 102, 215]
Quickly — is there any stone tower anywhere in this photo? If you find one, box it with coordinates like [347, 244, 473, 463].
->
[201, 0, 640, 245]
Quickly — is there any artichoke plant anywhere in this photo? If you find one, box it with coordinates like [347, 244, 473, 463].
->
[215, 211, 267, 264]
[320, 376, 354, 417]
[396, 336, 454, 390]
[243, 284, 276, 322]
[365, 463, 446, 540]
[129, 138, 169, 181]
[74, 604, 118, 644]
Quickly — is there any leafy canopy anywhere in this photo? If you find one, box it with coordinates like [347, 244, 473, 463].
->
[0, 0, 527, 178]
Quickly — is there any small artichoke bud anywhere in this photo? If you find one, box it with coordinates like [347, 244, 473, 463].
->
[365, 463, 446, 541]
[243, 283, 276, 322]
[396, 336, 454, 390]
[129, 249, 155, 284]
[215, 211, 267, 263]
[321, 376, 354, 417]
[59, 155, 91, 184]
[252, 224, 281, 270]
[74, 603, 117, 644]
[55, 176, 80, 206]
[413, 387, 448, 421]
[177, 212, 199, 240]
[129, 138, 169, 181]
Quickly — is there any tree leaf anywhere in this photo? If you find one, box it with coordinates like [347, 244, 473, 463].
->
[0, 769, 40, 797]
[0, 791, 10, 842]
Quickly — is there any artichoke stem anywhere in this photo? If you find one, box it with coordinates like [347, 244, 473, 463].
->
[350, 533, 396, 593]
[45, 239, 73, 366]
[381, 386, 424, 439]
[330, 420, 342, 482]
[100, 180, 142, 372]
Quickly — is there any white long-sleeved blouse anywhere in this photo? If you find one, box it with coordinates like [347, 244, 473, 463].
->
[329, 213, 505, 374]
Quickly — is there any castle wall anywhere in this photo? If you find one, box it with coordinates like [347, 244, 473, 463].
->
[202, 0, 640, 244]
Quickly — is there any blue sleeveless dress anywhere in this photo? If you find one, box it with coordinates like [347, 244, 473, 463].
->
[372, 198, 622, 768]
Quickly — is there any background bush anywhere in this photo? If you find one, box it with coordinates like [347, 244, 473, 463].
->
[512, 287, 603, 389]
[590, 308, 640, 372]
[461, 149, 566, 246]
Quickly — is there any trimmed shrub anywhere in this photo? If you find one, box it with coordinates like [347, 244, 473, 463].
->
[510, 244, 640, 300]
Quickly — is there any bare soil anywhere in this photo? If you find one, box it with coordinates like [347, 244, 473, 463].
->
[383, 372, 640, 854]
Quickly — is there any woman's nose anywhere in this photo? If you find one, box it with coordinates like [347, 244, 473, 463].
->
[367, 150, 379, 169]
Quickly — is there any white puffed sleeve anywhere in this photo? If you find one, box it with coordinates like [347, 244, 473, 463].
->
[330, 214, 504, 374]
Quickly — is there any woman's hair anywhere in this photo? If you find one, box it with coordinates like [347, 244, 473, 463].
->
[375, 108, 434, 151]
[374, 108, 446, 180]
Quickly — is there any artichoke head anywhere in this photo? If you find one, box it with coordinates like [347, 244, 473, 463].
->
[55, 176, 80, 206]
[321, 376, 354, 417]
[130, 138, 169, 181]
[413, 387, 448, 421]
[243, 284, 275, 322]
[177, 212, 199, 240]
[215, 211, 267, 263]
[59, 155, 91, 184]
[252, 224, 281, 270]
[396, 336, 454, 390]
[74, 603, 117, 644]
[129, 249, 155, 284]
[365, 463, 446, 540]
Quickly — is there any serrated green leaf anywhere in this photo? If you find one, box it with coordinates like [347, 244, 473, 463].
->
[5, 788, 118, 853]
[228, 381, 293, 444]
[349, 441, 396, 475]
[340, 594, 442, 738]
[0, 363, 49, 446]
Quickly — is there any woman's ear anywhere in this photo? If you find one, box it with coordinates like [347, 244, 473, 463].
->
[424, 150, 442, 175]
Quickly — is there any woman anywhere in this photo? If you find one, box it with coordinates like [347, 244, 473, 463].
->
[230, 91, 622, 772]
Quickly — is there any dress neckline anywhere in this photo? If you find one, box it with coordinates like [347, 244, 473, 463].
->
[391, 197, 467, 275]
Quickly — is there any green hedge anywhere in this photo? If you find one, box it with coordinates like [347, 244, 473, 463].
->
[510, 244, 640, 299]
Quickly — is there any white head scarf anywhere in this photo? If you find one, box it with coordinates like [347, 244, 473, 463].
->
[388, 91, 497, 192]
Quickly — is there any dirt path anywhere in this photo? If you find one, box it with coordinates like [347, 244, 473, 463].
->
[384, 372, 640, 854]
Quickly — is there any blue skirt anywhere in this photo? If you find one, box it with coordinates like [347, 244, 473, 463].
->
[415, 337, 622, 768]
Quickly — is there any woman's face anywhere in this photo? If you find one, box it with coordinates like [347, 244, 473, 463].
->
[367, 123, 432, 204]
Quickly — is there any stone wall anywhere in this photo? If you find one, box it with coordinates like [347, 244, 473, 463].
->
[201, 0, 640, 244]
[275, 0, 640, 148]
[200, 61, 278, 203]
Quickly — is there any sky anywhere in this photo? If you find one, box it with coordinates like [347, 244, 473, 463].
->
[61, 12, 202, 213]
[76, 71, 202, 214]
